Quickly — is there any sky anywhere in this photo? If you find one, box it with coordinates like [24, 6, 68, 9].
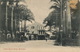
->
[19, 0, 79, 25]
[25, 0, 52, 24]
[19, 0, 79, 27]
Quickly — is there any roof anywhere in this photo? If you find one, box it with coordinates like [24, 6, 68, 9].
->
[27, 21, 44, 27]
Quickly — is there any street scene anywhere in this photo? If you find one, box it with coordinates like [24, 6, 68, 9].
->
[0, 0, 80, 51]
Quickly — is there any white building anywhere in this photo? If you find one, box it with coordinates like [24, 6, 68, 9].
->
[26, 22, 46, 40]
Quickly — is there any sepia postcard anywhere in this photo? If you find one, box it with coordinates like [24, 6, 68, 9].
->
[0, 0, 80, 52]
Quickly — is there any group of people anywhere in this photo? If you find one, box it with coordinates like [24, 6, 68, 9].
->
[0, 30, 27, 41]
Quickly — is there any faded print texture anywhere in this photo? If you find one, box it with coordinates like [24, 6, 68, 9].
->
[0, 0, 80, 52]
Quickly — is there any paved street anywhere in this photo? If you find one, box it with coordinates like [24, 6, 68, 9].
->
[0, 40, 80, 52]
[0, 40, 55, 48]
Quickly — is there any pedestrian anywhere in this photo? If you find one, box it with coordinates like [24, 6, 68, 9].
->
[16, 31, 20, 41]
[7, 32, 11, 41]
[45, 37, 48, 42]
[20, 35, 24, 42]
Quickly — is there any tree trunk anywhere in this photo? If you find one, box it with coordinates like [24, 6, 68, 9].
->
[21, 20, 23, 31]
[78, 23, 80, 46]
[11, 6, 14, 39]
[63, 9, 66, 34]
[59, 0, 63, 46]
[76, 2, 80, 46]
[24, 20, 26, 32]
[0, 2, 1, 30]
[14, 16, 17, 38]
[5, 2, 8, 39]
[66, 0, 71, 38]
[19, 21, 21, 32]
[0, 2, 1, 41]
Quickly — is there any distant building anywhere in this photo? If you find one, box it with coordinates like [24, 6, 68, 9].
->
[26, 22, 46, 40]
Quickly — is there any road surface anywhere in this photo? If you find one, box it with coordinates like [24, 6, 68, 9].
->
[0, 40, 80, 52]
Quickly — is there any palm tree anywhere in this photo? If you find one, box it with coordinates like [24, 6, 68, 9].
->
[0, 0, 9, 40]
[8, 0, 26, 39]
[43, 0, 72, 45]
[14, 4, 34, 32]
[43, 10, 60, 29]
[0, 0, 26, 39]
[74, 0, 80, 46]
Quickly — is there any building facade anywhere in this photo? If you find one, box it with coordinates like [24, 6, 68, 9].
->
[26, 22, 46, 40]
